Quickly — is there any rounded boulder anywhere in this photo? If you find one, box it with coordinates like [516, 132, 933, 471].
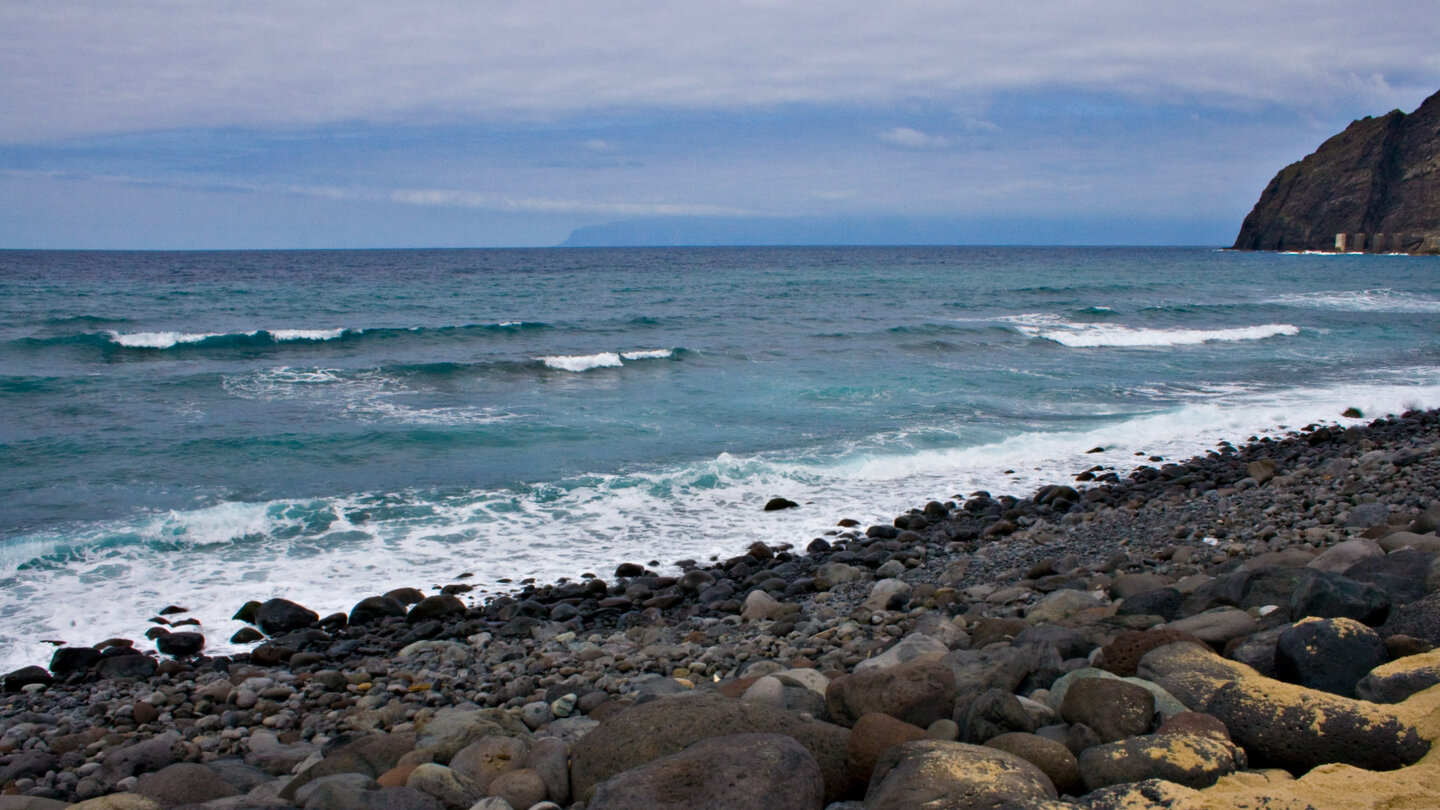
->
[588, 733, 823, 810]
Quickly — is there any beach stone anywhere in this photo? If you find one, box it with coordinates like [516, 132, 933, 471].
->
[449, 735, 528, 791]
[1206, 677, 1429, 773]
[48, 645, 101, 675]
[813, 563, 862, 591]
[966, 617, 1028, 648]
[488, 768, 548, 810]
[1307, 538, 1385, 573]
[854, 634, 948, 674]
[0, 798, 69, 810]
[406, 763, 485, 809]
[958, 688, 1036, 744]
[1381, 590, 1440, 645]
[1110, 573, 1170, 599]
[0, 751, 57, 784]
[294, 772, 377, 808]
[863, 579, 912, 612]
[280, 731, 416, 800]
[1348, 502, 1392, 528]
[101, 731, 180, 782]
[466, 800, 515, 810]
[864, 740, 1060, 809]
[205, 759, 275, 793]
[587, 733, 823, 810]
[1224, 624, 1286, 679]
[131, 762, 239, 805]
[66, 797, 162, 810]
[1357, 648, 1440, 703]
[1078, 779, 1205, 809]
[349, 595, 408, 625]
[1012, 624, 1095, 661]
[255, 598, 319, 635]
[407, 594, 466, 623]
[764, 497, 800, 511]
[154, 631, 204, 657]
[1275, 616, 1386, 696]
[1165, 606, 1256, 645]
[415, 708, 531, 762]
[1, 666, 51, 692]
[741, 590, 795, 622]
[826, 656, 958, 728]
[522, 737, 570, 806]
[1060, 678, 1154, 743]
[983, 733, 1082, 797]
[1347, 548, 1436, 605]
[1288, 571, 1391, 625]
[568, 693, 853, 804]
[1096, 629, 1204, 677]
[1134, 642, 1255, 711]
[848, 713, 928, 783]
[1378, 531, 1440, 553]
[1025, 589, 1103, 624]
[1116, 587, 1183, 621]
[229, 627, 264, 644]
[1247, 459, 1277, 483]
[1155, 711, 1231, 742]
[1078, 732, 1245, 791]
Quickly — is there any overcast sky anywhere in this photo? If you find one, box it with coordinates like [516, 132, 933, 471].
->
[1, 1, 1437, 248]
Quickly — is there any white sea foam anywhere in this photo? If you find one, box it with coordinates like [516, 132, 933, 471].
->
[1000, 314, 1300, 347]
[108, 330, 224, 348]
[6, 370, 1440, 671]
[542, 352, 624, 371]
[1267, 289, 1440, 313]
[541, 349, 674, 371]
[221, 367, 510, 426]
[269, 328, 347, 341]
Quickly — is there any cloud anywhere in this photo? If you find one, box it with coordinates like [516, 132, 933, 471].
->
[1, 1, 1436, 143]
[879, 127, 951, 149]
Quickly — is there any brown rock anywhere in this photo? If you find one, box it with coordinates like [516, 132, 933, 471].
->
[1078, 733, 1246, 791]
[569, 693, 853, 804]
[847, 713, 928, 784]
[488, 767, 549, 809]
[1155, 711, 1231, 743]
[1097, 629, 1205, 678]
[1059, 678, 1154, 743]
[865, 740, 1063, 809]
[826, 657, 958, 729]
[587, 733, 824, 810]
[449, 735, 528, 791]
[984, 732, 1083, 797]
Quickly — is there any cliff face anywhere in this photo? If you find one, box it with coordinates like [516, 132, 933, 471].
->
[1234, 89, 1440, 253]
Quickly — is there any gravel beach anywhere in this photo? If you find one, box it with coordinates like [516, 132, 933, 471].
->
[5, 408, 1440, 809]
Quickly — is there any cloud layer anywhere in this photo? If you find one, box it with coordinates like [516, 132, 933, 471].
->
[3, 1, 1437, 143]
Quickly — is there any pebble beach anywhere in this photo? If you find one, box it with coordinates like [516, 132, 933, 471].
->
[6, 407, 1440, 809]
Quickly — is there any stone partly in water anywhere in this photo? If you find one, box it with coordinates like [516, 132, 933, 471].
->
[764, 497, 800, 511]
[254, 598, 319, 636]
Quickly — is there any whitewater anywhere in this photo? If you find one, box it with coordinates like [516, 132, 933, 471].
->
[2, 246, 1439, 671]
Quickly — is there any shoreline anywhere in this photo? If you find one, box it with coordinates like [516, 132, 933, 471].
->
[3, 407, 1440, 807]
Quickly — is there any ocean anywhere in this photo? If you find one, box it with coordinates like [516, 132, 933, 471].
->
[3, 246, 1439, 671]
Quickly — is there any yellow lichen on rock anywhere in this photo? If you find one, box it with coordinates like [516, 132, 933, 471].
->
[1193, 681, 1440, 809]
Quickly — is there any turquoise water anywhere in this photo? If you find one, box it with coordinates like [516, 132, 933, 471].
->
[2, 246, 1439, 668]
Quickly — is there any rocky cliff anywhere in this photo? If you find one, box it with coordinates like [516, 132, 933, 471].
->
[1233, 89, 1440, 254]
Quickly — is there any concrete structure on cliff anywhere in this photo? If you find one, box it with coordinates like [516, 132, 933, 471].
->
[1234, 90, 1440, 254]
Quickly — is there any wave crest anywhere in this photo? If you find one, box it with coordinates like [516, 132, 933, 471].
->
[1000, 314, 1300, 348]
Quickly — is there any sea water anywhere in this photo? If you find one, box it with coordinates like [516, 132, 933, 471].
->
[2, 246, 1439, 670]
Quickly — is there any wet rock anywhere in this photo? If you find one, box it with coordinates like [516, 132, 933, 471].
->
[764, 497, 800, 511]
[255, 598, 319, 635]
[1078, 733, 1245, 791]
[587, 733, 824, 810]
[2, 665, 52, 692]
[349, 595, 408, 625]
[49, 646, 101, 676]
[154, 631, 203, 658]
[864, 740, 1060, 809]
[407, 594, 466, 623]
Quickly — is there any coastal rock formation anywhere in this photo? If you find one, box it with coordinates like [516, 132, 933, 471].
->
[1233, 89, 1440, 253]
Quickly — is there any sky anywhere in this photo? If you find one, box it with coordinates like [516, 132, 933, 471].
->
[1, 1, 1437, 249]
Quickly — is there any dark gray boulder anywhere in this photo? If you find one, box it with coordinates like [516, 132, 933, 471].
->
[1275, 617, 1386, 697]
[255, 598, 319, 635]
